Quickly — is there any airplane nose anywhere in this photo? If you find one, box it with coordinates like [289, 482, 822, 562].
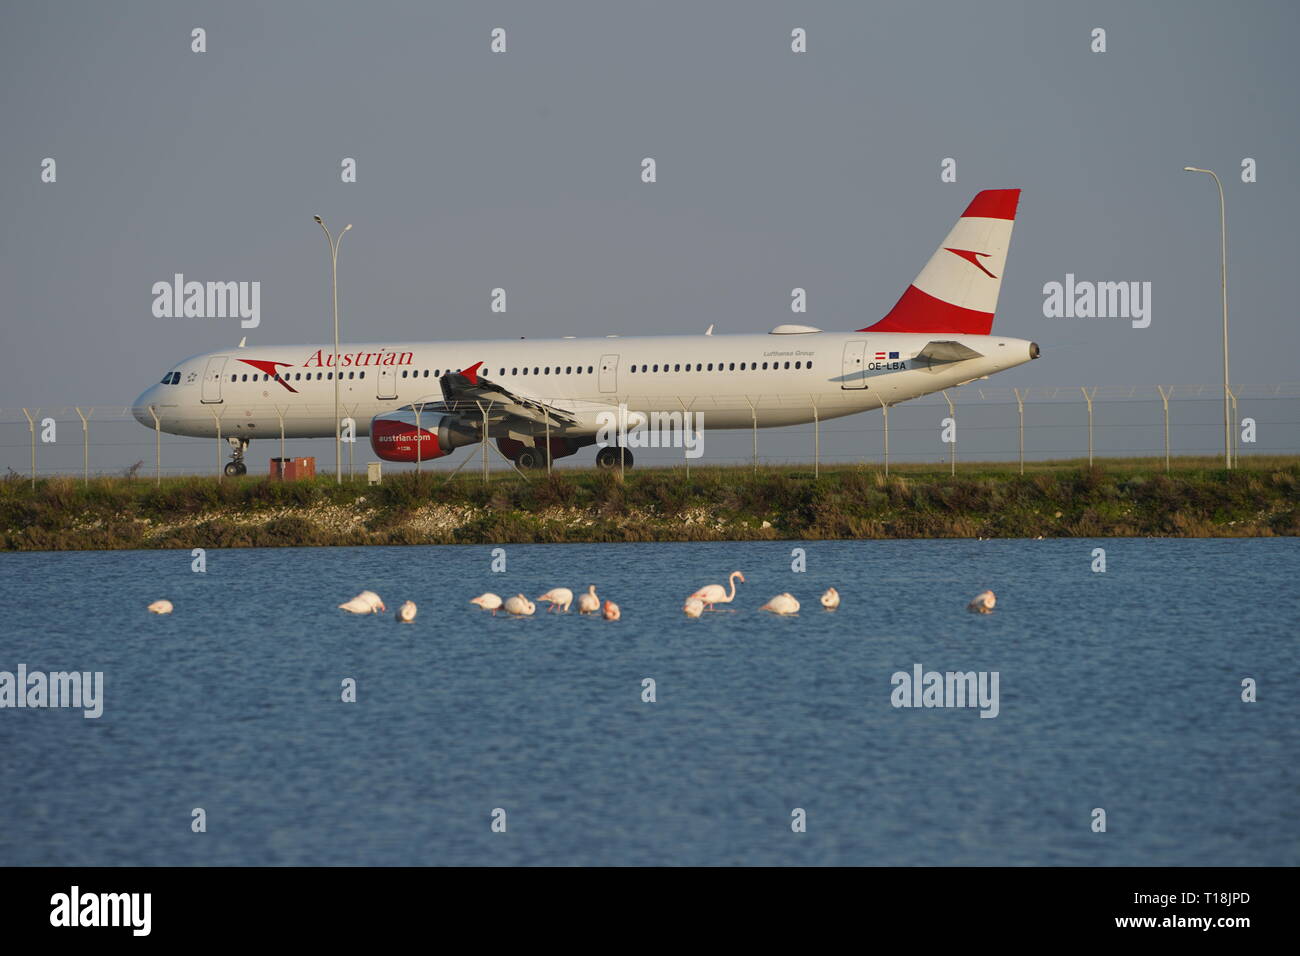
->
[132, 386, 160, 427]
[1029, 341, 1040, 360]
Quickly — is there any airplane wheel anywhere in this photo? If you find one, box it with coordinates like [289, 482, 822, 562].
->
[515, 448, 541, 469]
[595, 447, 633, 470]
[224, 461, 244, 477]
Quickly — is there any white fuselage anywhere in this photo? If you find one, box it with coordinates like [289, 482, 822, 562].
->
[133, 329, 1038, 441]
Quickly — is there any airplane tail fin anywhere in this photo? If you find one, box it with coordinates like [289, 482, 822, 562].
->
[859, 188, 1020, 335]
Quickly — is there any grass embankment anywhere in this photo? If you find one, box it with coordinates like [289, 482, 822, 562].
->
[2, 457, 1298, 550]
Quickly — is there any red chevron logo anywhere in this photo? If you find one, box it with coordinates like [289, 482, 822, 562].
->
[945, 247, 997, 279]
[238, 359, 299, 393]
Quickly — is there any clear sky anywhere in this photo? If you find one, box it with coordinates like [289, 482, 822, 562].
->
[1, 1, 1296, 469]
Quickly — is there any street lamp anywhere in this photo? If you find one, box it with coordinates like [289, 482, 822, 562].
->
[314, 216, 352, 483]
[1182, 166, 1231, 469]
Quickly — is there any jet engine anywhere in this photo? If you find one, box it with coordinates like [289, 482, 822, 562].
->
[369, 408, 479, 462]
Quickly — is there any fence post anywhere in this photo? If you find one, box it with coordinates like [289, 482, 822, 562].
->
[882, 400, 890, 476]
[746, 396, 758, 474]
[149, 405, 161, 485]
[1156, 386, 1171, 472]
[942, 391, 955, 476]
[810, 395, 819, 478]
[544, 404, 552, 476]
[1013, 388, 1025, 475]
[276, 406, 287, 466]
[1080, 387, 1097, 467]
[75, 407, 92, 486]
[620, 396, 627, 482]
[1228, 387, 1239, 467]
[413, 403, 423, 474]
[211, 408, 223, 480]
[479, 401, 490, 485]
[346, 404, 357, 480]
[21, 408, 36, 488]
[677, 397, 691, 480]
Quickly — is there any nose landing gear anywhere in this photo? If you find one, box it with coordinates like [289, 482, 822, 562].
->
[224, 436, 249, 477]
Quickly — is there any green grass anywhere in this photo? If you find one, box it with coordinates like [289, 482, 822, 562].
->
[3, 456, 1298, 550]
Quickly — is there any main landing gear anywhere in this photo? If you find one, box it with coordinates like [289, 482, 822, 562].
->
[224, 436, 249, 477]
[594, 446, 634, 470]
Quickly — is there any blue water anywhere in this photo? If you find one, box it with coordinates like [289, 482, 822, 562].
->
[1, 538, 1297, 866]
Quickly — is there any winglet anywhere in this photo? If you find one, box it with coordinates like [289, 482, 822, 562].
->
[460, 361, 484, 385]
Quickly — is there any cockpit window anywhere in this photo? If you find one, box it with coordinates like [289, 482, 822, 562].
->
[160, 371, 181, 384]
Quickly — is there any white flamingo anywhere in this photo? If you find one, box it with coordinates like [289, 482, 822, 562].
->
[967, 590, 996, 614]
[761, 593, 800, 615]
[602, 599, 621, 621]
[537, 587, 574, 613]
[147, 599, 173, 615]
[689, 571, 745, 610]
[683, 598, 705, 618]
[820, 587, 840, 610]
[470, 593, 503, 614]
[504, 594, 535, 616]
[577, 585, 601, 614]
[395, 600, 417, 623]
[339, 591, 385, 614]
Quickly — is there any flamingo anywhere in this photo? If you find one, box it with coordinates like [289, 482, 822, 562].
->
[470, 593, 503, 614]
[689, 571, 745, 610]
[339, 591, 385, 614]
[504, 594, 535, 616]
[577, 585, 601, 614]
[537, 587, 574, 613]
[967, 590, 996, 614]
[147, 599, 173, 614]
[820, 587, 840, 610]
[761, 593, 800, 615]
[683, 598, 705, 618]
[602, 599, 621, 621]
[395, 600, 417, 623]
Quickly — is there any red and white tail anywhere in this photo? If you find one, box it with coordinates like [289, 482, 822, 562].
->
[860, 188, 1020, 335]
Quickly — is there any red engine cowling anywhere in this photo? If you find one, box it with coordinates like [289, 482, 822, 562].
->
[370, 409, 478, 462]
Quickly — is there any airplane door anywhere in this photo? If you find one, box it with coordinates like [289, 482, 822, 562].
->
[841, 340, 867, 389]
[377, 366, 397, 400]
[201, 355, 228, 403]
[599, 354, 618, 393]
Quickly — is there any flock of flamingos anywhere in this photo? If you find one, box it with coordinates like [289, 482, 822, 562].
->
[304, 575, 995, 622]
[144, 576, 996, 621]
[144, 578, 997, 621]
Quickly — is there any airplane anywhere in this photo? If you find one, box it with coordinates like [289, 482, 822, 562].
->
[132, 188, 1039, 475]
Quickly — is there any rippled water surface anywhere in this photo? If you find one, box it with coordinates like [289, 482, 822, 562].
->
[1, 538, 1297, 866]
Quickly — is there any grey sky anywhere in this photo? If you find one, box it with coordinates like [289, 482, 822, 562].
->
[1, 1, 1296, 469]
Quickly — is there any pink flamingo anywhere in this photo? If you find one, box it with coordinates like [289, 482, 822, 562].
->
[689, 571, 745, 610]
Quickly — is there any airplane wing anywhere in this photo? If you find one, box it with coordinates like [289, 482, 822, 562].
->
[915, 340, 985, 363]
[429, 361, 580, 427]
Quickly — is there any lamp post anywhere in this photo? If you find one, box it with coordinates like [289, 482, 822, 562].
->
[314, 217, 352, 483]
[1182, 167, 1231, 469]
